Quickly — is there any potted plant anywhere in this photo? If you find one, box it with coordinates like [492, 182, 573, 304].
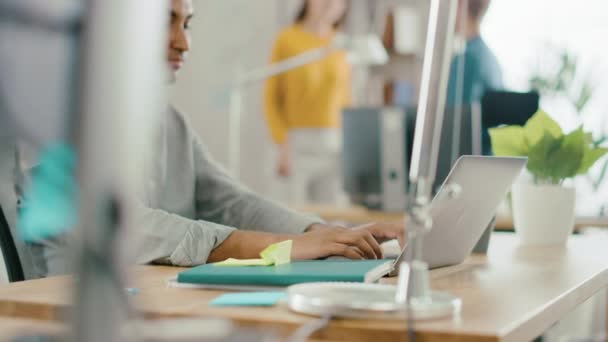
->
[529, 48, 608, 216]
[489, 110, 608, 246]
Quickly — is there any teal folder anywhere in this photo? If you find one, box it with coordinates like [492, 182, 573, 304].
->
[177, 260, 393, 286]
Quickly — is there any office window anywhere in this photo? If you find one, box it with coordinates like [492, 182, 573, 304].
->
[483, 0, 608, 216]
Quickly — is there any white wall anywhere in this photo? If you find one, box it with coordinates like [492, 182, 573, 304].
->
[170, 0, 296, 196]
[167, 0, 415, 199]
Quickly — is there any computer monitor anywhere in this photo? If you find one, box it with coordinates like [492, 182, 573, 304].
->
[481, 91, 539, 155]
[342, 107, 412, 211]
[0, 1, 82, 144]
[342, 105, 481, 211]
[435, 104, 482, 192]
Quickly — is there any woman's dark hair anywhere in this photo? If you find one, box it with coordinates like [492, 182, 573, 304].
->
[295, 0, 349, 28]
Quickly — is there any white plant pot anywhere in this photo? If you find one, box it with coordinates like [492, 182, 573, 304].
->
[512, 183, 576, 246]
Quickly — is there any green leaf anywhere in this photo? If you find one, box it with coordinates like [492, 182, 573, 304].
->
[527, 133, 562, 182]
[584, 132, 594, 145]
[523, 110, 563, 147]
[546, 127, 585, 180]
[527, 128, 585, 183]
[577, 147, 608, 175]
[489, 126, 528, 156]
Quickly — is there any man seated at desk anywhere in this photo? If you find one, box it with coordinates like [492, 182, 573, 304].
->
[21, 0, 404, 277]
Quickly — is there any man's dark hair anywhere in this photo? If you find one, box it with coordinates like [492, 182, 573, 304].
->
[468, 0, 491, 21]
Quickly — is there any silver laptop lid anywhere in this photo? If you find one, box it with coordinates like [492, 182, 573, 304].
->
[392, 156, 526, 271]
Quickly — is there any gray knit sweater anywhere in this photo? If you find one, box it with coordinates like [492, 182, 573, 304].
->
[7, 107, 320, 278]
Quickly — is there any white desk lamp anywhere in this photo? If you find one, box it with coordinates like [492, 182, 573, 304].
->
[397, 0, 461, 319]
[286, 0, 462, 325]
[228, 33, 388, 179]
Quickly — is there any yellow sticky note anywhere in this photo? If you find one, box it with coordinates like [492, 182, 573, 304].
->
[214, 240, 292, 267]
[260, 240, 292, 266]
[214, 258, 273, 267]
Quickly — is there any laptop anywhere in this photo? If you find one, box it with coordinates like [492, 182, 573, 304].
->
[328, 156, 526, 275]
[383, 155, 526, 275]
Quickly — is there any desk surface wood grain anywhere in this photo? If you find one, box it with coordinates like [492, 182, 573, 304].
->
[0, 233, 607, 342]
[0, 318, 65, 342]
[295, 204, 608, 230]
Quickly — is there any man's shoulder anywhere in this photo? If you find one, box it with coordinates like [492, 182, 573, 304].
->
[468, 37, 499, 63]
[466, 37, 501, 77]
[166, 106, 213, 156]
[168, 105, 189, 126]
[167, 105, 196, 137]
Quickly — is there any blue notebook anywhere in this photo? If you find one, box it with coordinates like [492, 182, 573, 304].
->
[177, 260, 393, 287]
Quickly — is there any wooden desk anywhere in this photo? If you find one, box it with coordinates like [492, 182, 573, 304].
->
[296, 204, 608, 231]
[0, 233, 607, 341]
[0, 318, 65, 342]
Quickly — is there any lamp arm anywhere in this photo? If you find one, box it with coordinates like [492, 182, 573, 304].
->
[409, 0, 457, 191]
[236, 46, 335, 86]
[395, 0, 459, 321]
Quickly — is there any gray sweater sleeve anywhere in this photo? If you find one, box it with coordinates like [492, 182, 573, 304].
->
[133, 117, 322, 267]
[192, 136, 322, 235]
[25, 203, 238, 273]
[31, 202, 239, 272]
[131, 205, 235, 267]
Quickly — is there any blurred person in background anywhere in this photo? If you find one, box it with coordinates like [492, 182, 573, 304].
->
[264, 0, 351, 205]
[446, 0, 503, 105]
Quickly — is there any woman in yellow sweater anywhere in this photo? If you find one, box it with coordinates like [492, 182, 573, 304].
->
[264, 0, 351, 205]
